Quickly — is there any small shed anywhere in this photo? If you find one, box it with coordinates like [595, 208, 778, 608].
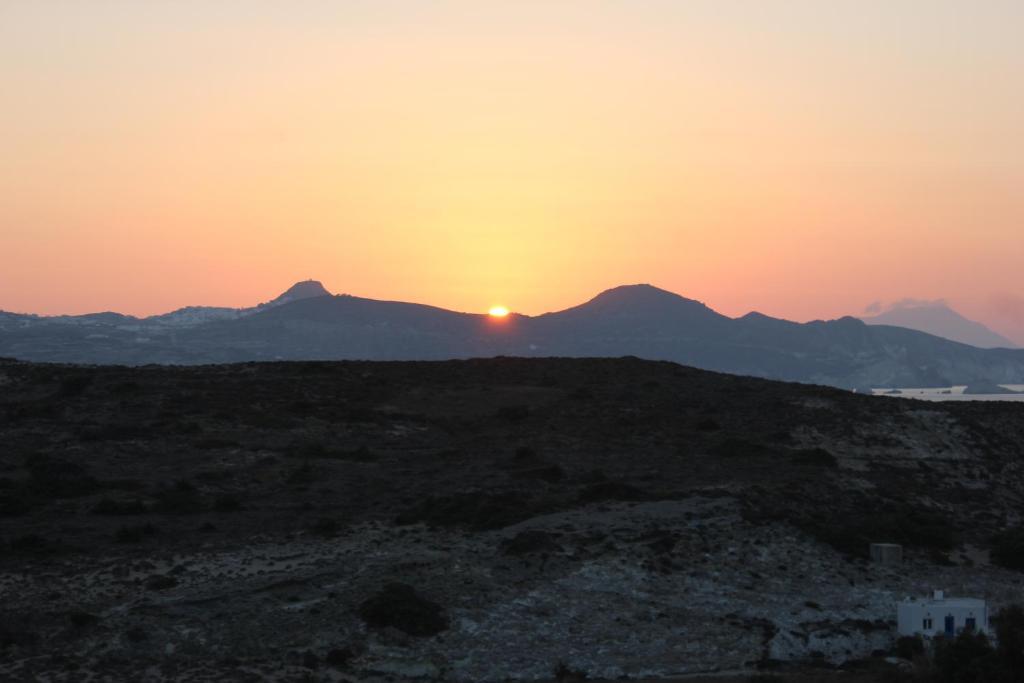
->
[897, 591, 989, 638]
[870, 543, 903, 565]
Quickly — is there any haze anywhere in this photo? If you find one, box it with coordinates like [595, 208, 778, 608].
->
[2, 1, 1022, 342]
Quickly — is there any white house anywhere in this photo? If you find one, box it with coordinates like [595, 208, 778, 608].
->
[897, 591, 989, 638]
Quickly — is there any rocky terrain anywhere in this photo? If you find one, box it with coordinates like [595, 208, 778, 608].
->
[2, 357, 1024, 681]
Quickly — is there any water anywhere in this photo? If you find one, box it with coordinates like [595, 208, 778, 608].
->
[872, 385, 1024, 402]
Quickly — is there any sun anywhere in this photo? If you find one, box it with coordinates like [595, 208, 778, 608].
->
[488, 305, 510, 318]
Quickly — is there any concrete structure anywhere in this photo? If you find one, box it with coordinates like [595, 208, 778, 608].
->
[870, 543, 903, 565]
[897, 591, 989, 638]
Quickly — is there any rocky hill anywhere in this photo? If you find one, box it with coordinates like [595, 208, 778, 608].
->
[2, 357, 1024, 680]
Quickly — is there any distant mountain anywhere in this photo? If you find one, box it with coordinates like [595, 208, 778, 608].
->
[4, 282, 1024, 389]
[861, 300, 1017, 349]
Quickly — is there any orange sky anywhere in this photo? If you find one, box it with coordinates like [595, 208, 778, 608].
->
[2, 2, 1023, 342]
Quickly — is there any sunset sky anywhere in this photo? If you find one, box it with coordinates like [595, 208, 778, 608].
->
[2, 2, 1023, 341]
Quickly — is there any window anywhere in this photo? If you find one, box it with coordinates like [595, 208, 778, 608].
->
[923, 618, 933, 630]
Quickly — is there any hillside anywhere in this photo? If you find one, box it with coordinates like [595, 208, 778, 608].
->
[3, 357, 1024, 680]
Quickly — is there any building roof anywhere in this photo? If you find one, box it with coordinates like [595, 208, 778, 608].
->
[902, 597, 986, 609]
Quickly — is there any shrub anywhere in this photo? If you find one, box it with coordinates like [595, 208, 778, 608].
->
[325, 646, 355, 666]
[0, 490, 33, 516]
[895, 635, 924, 660]
[501, 530, 561, 556]
[25, 455, 99, 498]
[116, 523, 158, 543]
[287, 442, 375, 462]
[92, 498, 147, 515]
[931, 631, 997, 683]
[9, 534, 47, 552]
[125, 626, 148, 642]
[145, 575, 178, 591]
[154, 480, 204, 514]
[993, 605, 1024, 679]
[58, 374, 94, 397]
[991, 527, 1024, 571]
[553, 662, 588, 681]
[395, 492, 538, 531]
[310, 518, 339, 537]
[213, 494, 242, 512]
[577, 481, 647, 503]
[358, 583, 448, 637]
[790, 448, 838, 468]
[0, 613, 39, 650]
[496, 405, 530, 422]
[68, 611, 99, 628]
[696, 417, 721, 431]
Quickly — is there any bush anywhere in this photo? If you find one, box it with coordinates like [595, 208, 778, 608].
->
[993, 605, 1024, 680]
[496, 405, 530, 422]
[25, 455, 99, 498]
[578, 481, 647, 503]
[154, 480, 204, 514]
[213, 494, 242, 512]
[501, 530, 561, 556]
[310, 518, 339, 537]
[145, 575, 178, 591]
[287, 442, 375, 462]
[931, 631, 997, 683]
[0, 490, 33, 516]
[115, 523, 158, 543]
[58, 374, 93, 397]
[0, 613, 39, 650]
[895, 635, 925, 660]
[325, 646, 355, 666]
[790, 448, 838, 468]
[991, 527, 1024, 571]
[696, 417, 721, 431]
[68, 611, 99, 628]
[395, 492, 538, 531]
[92, 498, 147, 515]
[9, 534, 47, 552]
[553, 662, 588, 681]
[358, 583, 448, 637]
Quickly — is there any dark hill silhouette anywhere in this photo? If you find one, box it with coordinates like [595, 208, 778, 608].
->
[4, 281, 1024, 388]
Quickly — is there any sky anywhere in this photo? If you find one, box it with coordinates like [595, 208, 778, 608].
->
[2, 1, 1023, 342]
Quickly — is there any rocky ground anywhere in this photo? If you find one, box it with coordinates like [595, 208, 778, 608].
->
[2, 357, 1024, 681]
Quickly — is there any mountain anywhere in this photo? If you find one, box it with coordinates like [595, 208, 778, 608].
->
[861, 300, 1017, 349]
[4, 282, 1024, 388]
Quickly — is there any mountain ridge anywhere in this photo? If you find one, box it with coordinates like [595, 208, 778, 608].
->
[3, 281, 1024, 389]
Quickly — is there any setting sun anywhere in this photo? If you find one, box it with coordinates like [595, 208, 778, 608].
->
[488, 306, 510, 318]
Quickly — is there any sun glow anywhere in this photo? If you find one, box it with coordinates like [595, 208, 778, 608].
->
[488, 306, 510, 318]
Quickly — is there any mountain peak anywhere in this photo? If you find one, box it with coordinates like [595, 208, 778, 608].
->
[263, 280, 332, 308]
[544, 284, 725, 324]
[588, 284, 699, 307]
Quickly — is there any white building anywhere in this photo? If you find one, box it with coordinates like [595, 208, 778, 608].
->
[897, 591, 989, 638]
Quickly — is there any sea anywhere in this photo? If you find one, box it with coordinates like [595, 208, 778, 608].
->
[871, 385, 1024, 402]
